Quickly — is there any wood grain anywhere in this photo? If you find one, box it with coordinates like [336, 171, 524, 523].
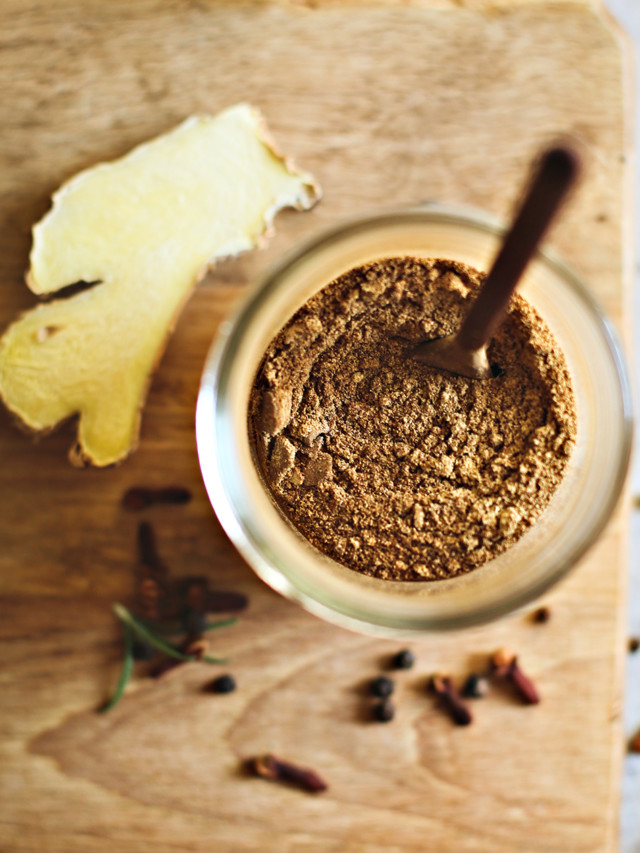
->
[0, 1, 632, 851]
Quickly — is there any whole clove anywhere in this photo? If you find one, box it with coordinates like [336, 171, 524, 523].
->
[179, 578, 249, 615]
[139, 578, 161, 606]
[137, 521, 167, 577]
[123, 487, 154, 511]
[205, 589, 250, 613]
[248, 754, 328, 793]
[183, 607, 208, 637]
[135, 523, 168, 621]
[183, 637, 209, 660]
[182, 577, 209, 612]
[122, 485, 192, 511]
[490, 648, 540, 704]
[429, 675, 473, 725]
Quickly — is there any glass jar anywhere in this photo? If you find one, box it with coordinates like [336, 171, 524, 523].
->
[196, 205, 632, 636]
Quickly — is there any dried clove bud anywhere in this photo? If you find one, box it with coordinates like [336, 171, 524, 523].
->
[490, 648, 540, 704]
[178, 578, 249, 614]
[137, 521, 167, 576]
[205, 589, 250, 613]
[183, 637, 209, 660]
[139, 578, 161, 604]
[429, 674, 473, 725]
[123, 486, 192, 510]
[182, 577, 209, 611]
[122, 487, 152, 511]
[183, 607, 208, 637]
[135, 522, 169, 621]
[248, 754, 328, 793]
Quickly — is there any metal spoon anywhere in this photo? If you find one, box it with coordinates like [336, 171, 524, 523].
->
[412, 144, 581, 379]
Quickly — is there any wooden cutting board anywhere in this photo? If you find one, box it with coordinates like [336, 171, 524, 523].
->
[0, 1, 632, 851]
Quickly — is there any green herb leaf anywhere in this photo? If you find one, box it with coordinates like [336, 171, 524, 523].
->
[136, 615, 237, 636]
[99, 622, 134, 713]
[203, 617, 237, 632]
[113, 604, 228, 664]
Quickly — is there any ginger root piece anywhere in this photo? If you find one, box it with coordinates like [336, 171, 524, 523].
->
[0, 104, 320, 466]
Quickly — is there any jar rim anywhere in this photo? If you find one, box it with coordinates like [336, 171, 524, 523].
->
[196, 203, 633, 635]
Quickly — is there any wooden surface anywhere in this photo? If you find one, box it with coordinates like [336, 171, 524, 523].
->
[0, 1, 632, 851]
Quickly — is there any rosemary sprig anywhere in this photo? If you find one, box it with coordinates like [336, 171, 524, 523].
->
[134, 617, 183, 636]
[99, 622, 134, 713]
[136, 615, 237, 636]
[113, 604, 229, 664]
[203, 617, 237, 632]
[100, 604, 233, 712]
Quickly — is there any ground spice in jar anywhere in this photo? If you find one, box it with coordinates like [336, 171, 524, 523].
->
[248, 257, 576, 581]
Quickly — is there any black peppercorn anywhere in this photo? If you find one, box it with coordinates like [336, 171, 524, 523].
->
[391, 649, 415, 670]
[208, 674, 236, 694]
[370, 675, 394, 698]
[372, 700, 395, 722]
[629, 637, 640, 654]
[462, 673, 489, 699]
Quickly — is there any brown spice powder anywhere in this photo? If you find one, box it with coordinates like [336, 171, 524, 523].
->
[248, 257, 576, 581]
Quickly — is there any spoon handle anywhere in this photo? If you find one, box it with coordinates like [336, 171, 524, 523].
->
[457, 144, 581, 353]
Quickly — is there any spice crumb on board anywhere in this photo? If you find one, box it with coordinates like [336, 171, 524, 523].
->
[532, 606, 552, 624]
